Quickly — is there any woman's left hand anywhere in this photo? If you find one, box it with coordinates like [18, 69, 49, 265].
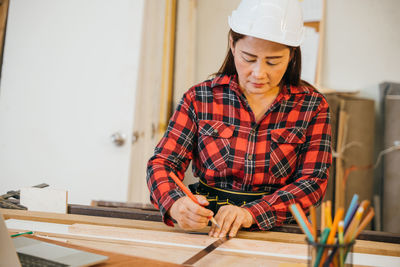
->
[209, 205, 255, 238]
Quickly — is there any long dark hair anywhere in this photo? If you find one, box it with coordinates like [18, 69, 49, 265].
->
[215, 30, 305, 87]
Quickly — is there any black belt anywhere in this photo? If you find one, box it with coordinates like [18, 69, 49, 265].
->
[189, 179, 269, 214]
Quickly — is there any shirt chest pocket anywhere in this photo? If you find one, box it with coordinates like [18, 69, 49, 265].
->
[197, 120, 235, 172]
[269, 127, 306, 179]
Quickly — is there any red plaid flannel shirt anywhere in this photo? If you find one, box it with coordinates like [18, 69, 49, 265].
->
[147, 75, 332, 230]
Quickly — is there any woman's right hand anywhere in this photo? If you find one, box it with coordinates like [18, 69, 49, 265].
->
[168, 195, 214, 230]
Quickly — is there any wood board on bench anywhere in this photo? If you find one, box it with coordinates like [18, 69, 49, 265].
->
[2, 209, 400, 266]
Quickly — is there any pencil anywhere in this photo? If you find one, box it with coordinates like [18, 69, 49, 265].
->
[10, 231, 34, 237]
[342, 206, 365, 263]
[354, 208, 374, 239]
[314, 228, 330, 267]
[359, 200, 370, 221]
[360, 200, 370, 213]
[338, 221, 344, 267]
[295, 203, 315, 238]
[325, 201, 332, 228]
[344, 203, 359, 232]
[289, 204, 315, 242]
[344, 194, 359, 228]
[310, 205, 318, 242]
[319, 208, 344, 267]
[327, 208, 344, 244]
[321, 201, 326, 230]
[344, 206, 364, 243]
[169, 172, 220, 228]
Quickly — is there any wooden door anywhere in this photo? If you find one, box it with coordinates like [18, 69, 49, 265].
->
[0, 0, 145, 204]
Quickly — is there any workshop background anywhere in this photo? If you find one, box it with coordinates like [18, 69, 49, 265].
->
[0, 0, 399, 233]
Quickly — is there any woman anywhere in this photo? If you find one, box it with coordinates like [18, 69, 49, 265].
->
[147, 0, 331, 238]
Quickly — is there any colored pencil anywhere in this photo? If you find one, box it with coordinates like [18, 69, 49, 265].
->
[344, 194, 359, 228]
[360, 200, 370, 213]
[359, 200, 370, 222]
[344, 206, 364, 243]
[295, 203, 315, 238]
[10, 231, 34, 237]
[327, 208, 344, 244]
[321, 202, 326, 230]
[327, 206, 366, 266]
[354, 208, 375, 239]
[314, 228, 330, 267]
[325, 201, 332, 228]
[344, 203, 359, 232]
[289, 204, 315, 242]
[169, 172, 220, 228]
[338, 221, 344, 267]
[303, 198, 374, 267]
[310, 205, 318, 242]
[342, 206, 365, 263]
[319, 208, 344, 267]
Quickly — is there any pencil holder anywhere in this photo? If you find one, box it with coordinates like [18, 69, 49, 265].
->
[307, 239, 355, 267]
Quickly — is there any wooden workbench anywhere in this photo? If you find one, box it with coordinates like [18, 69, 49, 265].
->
[2, 208, 400, 266]
[71, 202, 400, 244]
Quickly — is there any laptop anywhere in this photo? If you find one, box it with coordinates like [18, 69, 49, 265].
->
[0, 213, 108, 267]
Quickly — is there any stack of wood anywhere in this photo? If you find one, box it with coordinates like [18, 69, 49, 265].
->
[323, 93, 375, 229]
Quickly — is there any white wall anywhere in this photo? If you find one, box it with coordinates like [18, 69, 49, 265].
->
[195, 0, 238, 83]
[191, 0, 400, 103]
[323, 0, 400, 100]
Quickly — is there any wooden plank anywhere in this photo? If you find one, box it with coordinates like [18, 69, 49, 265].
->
[14, 222, 309, 266]
[5, 206, 400, 245]
[313, 0, 326, 87]
[67, 223, 307, 256]
[2, 209, 400, 258]
[127, 0, 168, 204]
[1, 208, 176, 232]
[1, 208, 306, 245]
[91, 200, 156, 210]
[52, 237, 304, 267]
[24, 234, 181, 267]
[158, 0, 177, 136]
[7, 219, 400, 266]
[69, 203, 400, 244]
[68, 204, 162, 222]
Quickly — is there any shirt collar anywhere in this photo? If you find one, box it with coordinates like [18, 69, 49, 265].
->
[211, 74, 236, 87]
[211, 74, 242, 95]
[211, 74, 310, 96]
[287, 83, 310, 94]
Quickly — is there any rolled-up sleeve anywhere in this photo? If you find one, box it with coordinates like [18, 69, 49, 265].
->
[146, 90, 197, 226]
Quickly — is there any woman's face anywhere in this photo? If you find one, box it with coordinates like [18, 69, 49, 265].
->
[230, 35, 291, 96]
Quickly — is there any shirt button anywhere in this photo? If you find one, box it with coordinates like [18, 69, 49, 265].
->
[213, 129, 218, 135]
[247, 154, 253, 160]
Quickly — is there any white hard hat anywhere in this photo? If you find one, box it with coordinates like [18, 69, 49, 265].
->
[228, 0, 305, 47]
